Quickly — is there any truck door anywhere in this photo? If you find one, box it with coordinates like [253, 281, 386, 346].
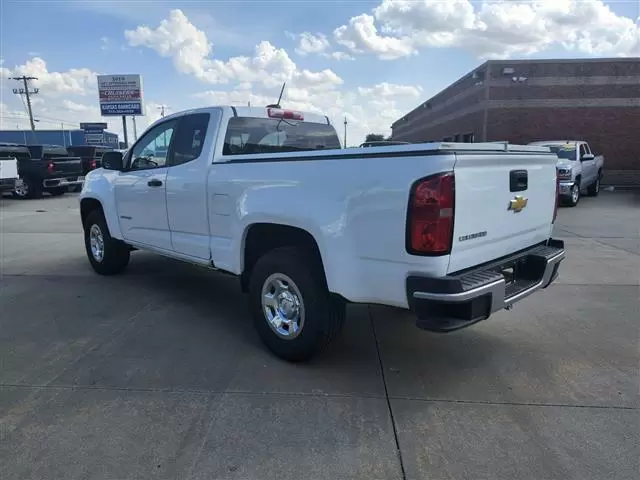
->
[165, 111, 220, 260]
[114, 119, 177, 251]
[579, 143, 595, 185]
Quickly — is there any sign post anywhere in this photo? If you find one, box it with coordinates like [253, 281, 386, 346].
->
[97, 74, 145, 148]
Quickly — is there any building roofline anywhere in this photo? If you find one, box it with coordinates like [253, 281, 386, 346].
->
[391, 56, 640, 128]
[485, 57, 640, 64]
[391, 60, 488, 127]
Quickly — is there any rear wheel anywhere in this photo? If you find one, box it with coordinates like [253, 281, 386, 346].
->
[13, 177, 41, 199]
[84, 210, 130, 275]
[248, 246, 345, 362]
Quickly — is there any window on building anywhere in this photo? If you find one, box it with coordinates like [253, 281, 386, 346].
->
[454, 134, 461, 142]
[463, 133, 475, 143]
[443, 136, 454, 142]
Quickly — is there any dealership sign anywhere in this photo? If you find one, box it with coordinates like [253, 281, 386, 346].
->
[97, 74, 145, 116]
[80, 122, 108, 145]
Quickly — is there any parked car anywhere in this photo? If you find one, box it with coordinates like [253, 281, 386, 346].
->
[529, 140, 604, 207]
[2, 144, 84, 199]
[80, 106, 565, 361]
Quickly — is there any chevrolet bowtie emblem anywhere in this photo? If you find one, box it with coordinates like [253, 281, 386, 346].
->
[508, 195, 528, 213]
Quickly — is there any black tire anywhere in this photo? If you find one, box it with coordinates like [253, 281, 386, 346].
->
[84, 210, 130, 275]
[13, 176, 42, 199]
[567, 182, 580, 207]
[586, 172, 601, 197]
[248, 246, 345, 362]
[48, 187, 66, 196]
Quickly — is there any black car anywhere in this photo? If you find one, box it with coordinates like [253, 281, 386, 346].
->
[0, 144, 84, 199]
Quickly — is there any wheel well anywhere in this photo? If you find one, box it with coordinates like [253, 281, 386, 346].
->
[80, 198, 104, 228]
[240, 223, 326, 292]
[575, 174, 581, 184]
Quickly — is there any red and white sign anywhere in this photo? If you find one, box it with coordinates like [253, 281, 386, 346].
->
[97, 74, 145, 117]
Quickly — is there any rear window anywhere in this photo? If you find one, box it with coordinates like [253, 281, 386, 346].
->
[67, 146, 95, 157]
[223, 117, 341, 156]
[27, 146, 69, 159]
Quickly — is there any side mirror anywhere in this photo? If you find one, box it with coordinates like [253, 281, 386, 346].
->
[102, 151, 124, 170]
[581, 153, 595, 162]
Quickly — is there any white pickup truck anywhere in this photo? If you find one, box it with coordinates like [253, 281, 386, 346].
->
[529, 140, 604, 207]
[79, 106, 565, 361]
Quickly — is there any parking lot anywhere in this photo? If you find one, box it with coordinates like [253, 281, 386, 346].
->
[1, 191, 638, 480]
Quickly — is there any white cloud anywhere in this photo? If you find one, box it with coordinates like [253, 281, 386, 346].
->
[334, 0, 640, 59]
[333, 14, 416, 60]
[325, 51, 355, 61]
[295, 32, 331, 55]
[1, 57, 97, 96]
[0, 58, 163, 142]
[358, 82, 422, 98]
[125, 10, 344, 90]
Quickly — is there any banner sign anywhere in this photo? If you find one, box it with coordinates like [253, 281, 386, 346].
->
[97, 74, 145, 117]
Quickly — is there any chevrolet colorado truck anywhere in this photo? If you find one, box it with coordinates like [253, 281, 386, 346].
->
[529, 140, 604, 207]
[79, 106, 565, 361]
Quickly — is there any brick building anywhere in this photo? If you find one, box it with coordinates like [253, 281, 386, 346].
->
[391, 58, 640, 185]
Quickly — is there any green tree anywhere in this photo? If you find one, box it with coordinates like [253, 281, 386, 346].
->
[365, 133, 385, 142]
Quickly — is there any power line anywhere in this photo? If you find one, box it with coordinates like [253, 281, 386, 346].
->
[11, 76, 39, 131]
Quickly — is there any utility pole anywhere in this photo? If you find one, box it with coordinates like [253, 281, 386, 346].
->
[122, 116, 129, 149]
[132, 116, 138, 141]
[11, 76, 39, 132]
[157, 105, 169, 146]
[343, 116, 348, 148]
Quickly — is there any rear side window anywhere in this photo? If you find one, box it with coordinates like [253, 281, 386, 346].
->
[171, 113, 210, 166]
[222, 117, 341, 156]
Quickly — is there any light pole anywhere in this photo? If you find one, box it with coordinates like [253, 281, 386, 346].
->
[343, 116, 348, 148]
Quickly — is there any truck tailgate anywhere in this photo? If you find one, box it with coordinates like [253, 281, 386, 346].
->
[49, 157, 82, 176]
[448, 151, 557, 273]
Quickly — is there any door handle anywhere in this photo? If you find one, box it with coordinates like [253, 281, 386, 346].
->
[147, 179, 163, 187]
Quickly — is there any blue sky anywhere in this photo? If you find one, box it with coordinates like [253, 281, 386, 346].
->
[1, 1, 638, 144]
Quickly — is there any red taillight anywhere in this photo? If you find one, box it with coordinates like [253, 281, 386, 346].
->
[407, 172, 455, 255]
[267, 108, 304, 121]
[47, 162, 54, 174]
[90, 159, 97, 169]
[553, 171, 559, 223]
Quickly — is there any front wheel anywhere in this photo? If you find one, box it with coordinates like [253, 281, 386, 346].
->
[84, 210, 130, 275]
[567, 183, 580, 207]
[248, 246, 345, 362]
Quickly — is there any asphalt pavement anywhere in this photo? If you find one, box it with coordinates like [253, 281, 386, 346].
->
[1, 190, 638, 480]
